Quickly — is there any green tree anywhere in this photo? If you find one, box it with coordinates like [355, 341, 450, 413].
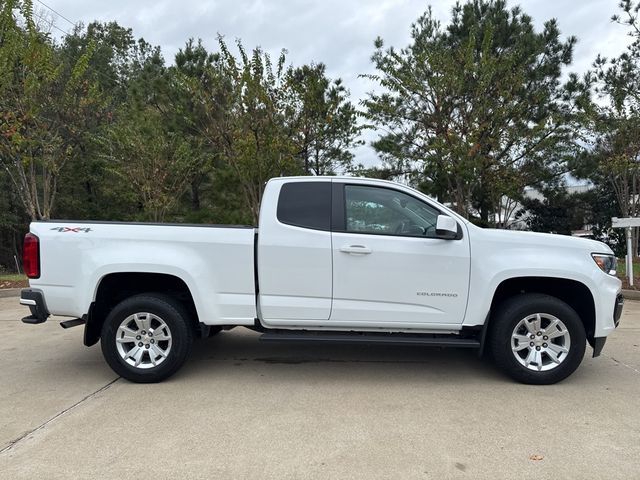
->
[363, 0, 585, 224]
[196, 38, 301, 223]
[287, 63, 362, 175]
[0, 168, 27, 270]
[171, 39, 218, 212]
[572, 0, 640, 255]
[51, 22, 137, 220]
[95, 39, 207, 222]
[0, 0, 100, 220]
[518, 187, 589, 235]
[105, 107, 198, 222]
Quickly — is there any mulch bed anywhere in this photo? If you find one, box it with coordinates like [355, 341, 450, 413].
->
[0, 279, 28, 289]
[620, 276, 640, 290]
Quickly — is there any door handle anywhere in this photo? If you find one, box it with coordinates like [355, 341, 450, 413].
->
[339, 244, 372, 254]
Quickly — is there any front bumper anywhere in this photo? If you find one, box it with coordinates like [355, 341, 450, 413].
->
[613, 294, 624, 327]
[20, 288, 50, 324]
[592, 294, 624, 358]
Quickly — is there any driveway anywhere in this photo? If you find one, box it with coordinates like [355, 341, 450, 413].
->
[0, 296, 638, 479]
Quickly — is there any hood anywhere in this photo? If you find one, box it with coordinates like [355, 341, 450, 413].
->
[470, 227, 614, 255]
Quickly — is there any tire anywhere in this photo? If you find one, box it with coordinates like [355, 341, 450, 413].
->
[100, 293, 195, 383]
[489, 293, 586, 385]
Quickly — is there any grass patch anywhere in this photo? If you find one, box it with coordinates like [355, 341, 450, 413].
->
[0, 273, 28, 289]
[0, 273, 26, 282]
[617, 258, 640, 290]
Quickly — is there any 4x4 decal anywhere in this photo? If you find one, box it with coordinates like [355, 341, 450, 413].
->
[50, 227, 92, 233]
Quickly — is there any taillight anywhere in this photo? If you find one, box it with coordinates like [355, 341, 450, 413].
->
[23, 233, 40, 279]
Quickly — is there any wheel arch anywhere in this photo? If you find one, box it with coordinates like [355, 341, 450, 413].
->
[84, 272, 199, 347]
[487, 276, 596, 347]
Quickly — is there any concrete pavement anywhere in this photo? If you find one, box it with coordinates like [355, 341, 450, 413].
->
[0, 296, 638, 479]
[0, 288, 21, 298]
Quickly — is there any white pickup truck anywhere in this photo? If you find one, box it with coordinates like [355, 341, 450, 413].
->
[19, 176, 623, 384]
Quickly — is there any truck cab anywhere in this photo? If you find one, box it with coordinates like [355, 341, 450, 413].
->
[258, 178, 470, 328]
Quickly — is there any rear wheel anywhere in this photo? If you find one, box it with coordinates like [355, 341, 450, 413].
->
[489, 293, 586, 384]
[101, 293, 194, 383]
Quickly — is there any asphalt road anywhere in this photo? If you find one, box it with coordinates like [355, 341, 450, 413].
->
[0, 296, 638, 479]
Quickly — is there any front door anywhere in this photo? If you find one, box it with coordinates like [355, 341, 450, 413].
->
[330, 183, 470, 328]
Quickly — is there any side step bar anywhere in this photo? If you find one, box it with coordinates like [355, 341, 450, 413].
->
[259, 331, 480, 348]
[60, 318, 85, 329]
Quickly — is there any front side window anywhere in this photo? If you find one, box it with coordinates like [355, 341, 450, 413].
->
[344, 185, 440, 237]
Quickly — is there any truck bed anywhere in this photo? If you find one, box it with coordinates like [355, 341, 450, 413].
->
[28, 220, 258, 325]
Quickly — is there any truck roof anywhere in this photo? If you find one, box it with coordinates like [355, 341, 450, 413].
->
[267, 175, 409, 188]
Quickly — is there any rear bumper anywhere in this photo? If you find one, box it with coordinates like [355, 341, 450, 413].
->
[20, 288, 50, 324]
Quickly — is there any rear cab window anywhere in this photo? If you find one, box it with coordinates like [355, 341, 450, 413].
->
[276, 181, 331, 231]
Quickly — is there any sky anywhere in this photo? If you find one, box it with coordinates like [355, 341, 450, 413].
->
[37, 0, 633, 167]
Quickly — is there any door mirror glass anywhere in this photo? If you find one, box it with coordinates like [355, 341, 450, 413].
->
[435, 215, 458, 239]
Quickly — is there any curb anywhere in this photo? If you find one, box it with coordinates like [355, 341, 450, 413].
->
[0, 288, 21, 299]
[622, 289, 640, 301]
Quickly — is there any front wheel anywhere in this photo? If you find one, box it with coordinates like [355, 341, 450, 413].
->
[489, 293, 586, 385]
[100, 293, 194, 383]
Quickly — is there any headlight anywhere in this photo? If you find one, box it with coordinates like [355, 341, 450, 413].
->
[592, 254, 617, 276]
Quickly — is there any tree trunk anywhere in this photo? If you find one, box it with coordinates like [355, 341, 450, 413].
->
[191, 179, 201, 211]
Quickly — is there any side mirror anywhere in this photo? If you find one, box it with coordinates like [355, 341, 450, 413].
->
[435, 215, 458, 239]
